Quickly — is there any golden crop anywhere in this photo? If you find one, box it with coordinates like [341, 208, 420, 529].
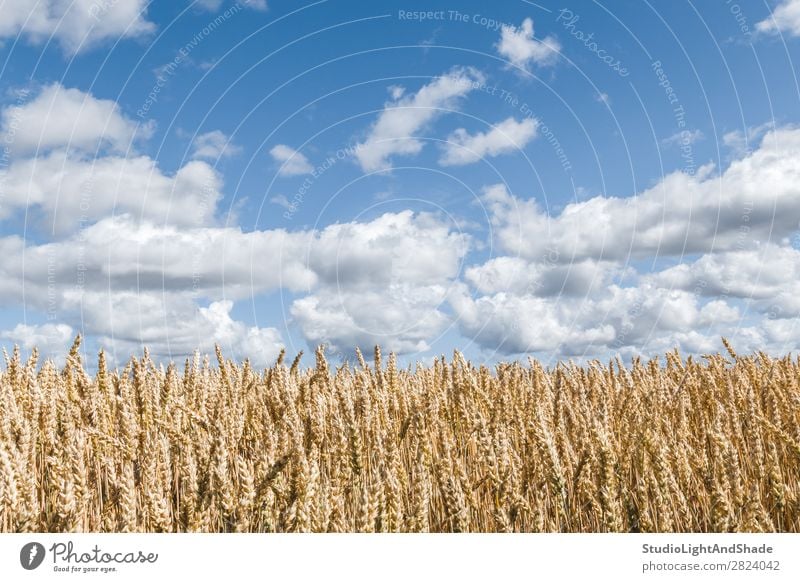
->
[0, 337, 798, 532]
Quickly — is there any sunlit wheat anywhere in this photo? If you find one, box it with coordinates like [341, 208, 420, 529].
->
[0, 337, 798, 532]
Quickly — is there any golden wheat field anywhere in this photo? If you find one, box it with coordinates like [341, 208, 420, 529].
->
[0, 337, 798, 533]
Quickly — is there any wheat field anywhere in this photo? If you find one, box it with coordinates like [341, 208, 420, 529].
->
[0, 337, 798, 533]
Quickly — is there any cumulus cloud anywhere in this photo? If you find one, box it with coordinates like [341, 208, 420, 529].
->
[0, 153, 223, 233]
[0, 85, 222, 234]
[0, 322, 75, 364]
[465, 256, 615, 297]
[722, 121, 775, 157]
[756, 0, 800, 36]
[354, 67, 485, 172]
[649, 245, 800, 317]
[0, 0, 155, 54]
[439, 117, 538, 166]
[190, 130, 242, 160]
[72, 291, 283, 367]
[482, 127, 800, 263]
[291, 284, 451, 355]
[304, 211, 469, 289]
[200, 300, 282, 366]
[291, 211, 470, 355]
[0, 207, 467, 359]
[0, 210, 467, 301]
[448, 282, 615, 355]
[449, 277, 745, 359]
[495, 18, 560, 70]
[0, 215, 317, 308]
[270, 144, 314, 176]
[661, 129, 704, 148]
[443, 126, 800, 359]
[4, 77, 800, 365]
[1, 83, 149, 155]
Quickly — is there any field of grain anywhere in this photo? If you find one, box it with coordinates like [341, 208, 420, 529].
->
[0, 337, 798, 533]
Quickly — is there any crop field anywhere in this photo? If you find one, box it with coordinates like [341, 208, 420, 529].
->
[0, 338, 798, 533]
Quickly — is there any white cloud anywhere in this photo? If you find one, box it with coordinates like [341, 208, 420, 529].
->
[448, 282, 616, 355]
[0, 209, 464, 305]
[387, 85, 406, 100]
[0, 153, 223, 233]
[449, 277, 746, 358]
[495, 18, 561, 70]
[4, 75, 799, 365]
[290, 210, 470, 354]
[354, 67, 485, 172]
[445, 126, 800, 359]
[465, 256, 615, 297]
[439, 117, 539, 166]
[457, 231, 798, 357]
[756, 0, 800, 36]
[649, 244, 800, 317]
[291, 284, 451, 355]
[71, 291, 283, 367]
[304, 211, 469, 289]
[483, 127, 800, 263]
[242, 0, 268, 10]
[0, 85, 225, 234]
[197, 300, 282, 367]
[1, 323, 74, 364]
[270, 144, 314, 176]
[191, 130, 242, 160]
[722, 121, 775, 157]
[699, 300, 741, 325]
[0, 208, 467, 358]
[269, 194, 294, 210]
[0, 215, 317, 309]
[661, 129, 704, 148]
[595, 92, 611, 105]
[1, 83, 149, 155]
[0, 0, 155, 54]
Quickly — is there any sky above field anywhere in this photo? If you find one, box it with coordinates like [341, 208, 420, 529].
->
[1, 0, 800, 367]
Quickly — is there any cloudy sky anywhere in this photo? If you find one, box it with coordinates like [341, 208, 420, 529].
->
[1, 0, 799, 367]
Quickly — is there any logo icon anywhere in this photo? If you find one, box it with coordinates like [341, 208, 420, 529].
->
[20, 542, 46, 570]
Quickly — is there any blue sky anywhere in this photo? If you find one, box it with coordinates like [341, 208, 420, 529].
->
[1, 0, 799, 368]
